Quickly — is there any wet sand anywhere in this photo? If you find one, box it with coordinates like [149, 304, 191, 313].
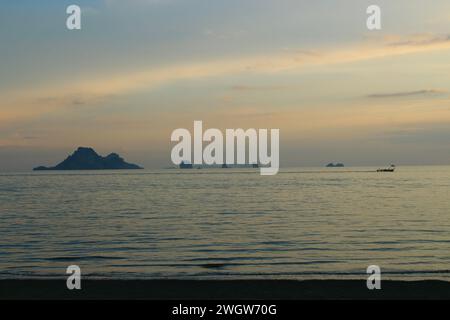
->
[1, 280, 450, 300]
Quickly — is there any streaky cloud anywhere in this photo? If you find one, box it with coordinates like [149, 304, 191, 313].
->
[387, 34, 450, 47]
[230, 85, 295, 92]
[366, 89, 447, 99]
[3, 33, 450, 126]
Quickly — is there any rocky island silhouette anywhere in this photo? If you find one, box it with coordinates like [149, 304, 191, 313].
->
[33, 147, 143, 170]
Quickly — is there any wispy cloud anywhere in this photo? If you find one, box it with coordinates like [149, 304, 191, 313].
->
[230, 85, 294, 92]
[387, 34, 450, 47]
[2, 33, 450, 126]
[366, 89, 447, 99]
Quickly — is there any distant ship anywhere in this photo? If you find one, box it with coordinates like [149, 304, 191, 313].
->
[377, 165, 396, 173]
[179, 161, 193, 169]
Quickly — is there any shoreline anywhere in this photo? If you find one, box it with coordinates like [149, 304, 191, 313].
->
[1, 279, 450, 300]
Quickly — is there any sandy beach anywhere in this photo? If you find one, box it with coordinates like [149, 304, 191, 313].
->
[1, 280, 450, 300]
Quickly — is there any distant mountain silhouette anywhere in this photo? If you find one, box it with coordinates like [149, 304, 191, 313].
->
[33, 147, 143, 170]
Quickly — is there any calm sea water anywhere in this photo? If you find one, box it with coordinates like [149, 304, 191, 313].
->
[1, 166, 449, 280]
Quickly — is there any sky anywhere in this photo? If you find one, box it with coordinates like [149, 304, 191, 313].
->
[1, 0, 450, 171]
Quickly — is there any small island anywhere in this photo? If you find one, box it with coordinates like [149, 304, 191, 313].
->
[326, 162, 345, 168]
[33, 147, 143, 170]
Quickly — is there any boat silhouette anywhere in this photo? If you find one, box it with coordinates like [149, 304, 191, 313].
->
[377, 165, 395, 172]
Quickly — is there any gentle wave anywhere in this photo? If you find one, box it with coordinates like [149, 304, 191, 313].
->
[1, 166, 450, 280]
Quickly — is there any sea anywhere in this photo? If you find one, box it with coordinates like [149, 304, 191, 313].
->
[1, 166, 449, 281]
